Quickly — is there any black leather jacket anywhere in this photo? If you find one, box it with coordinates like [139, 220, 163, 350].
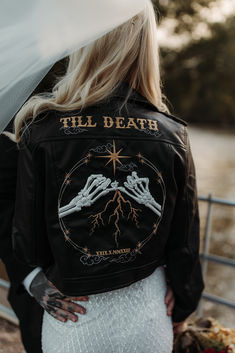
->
[12, 81, 204, 322]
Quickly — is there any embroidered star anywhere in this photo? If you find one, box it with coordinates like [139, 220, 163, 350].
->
[96, 140, 131, 175]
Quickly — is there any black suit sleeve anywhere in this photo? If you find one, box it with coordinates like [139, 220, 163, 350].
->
[11, 127, 53, 269]
[0, 123, 34, 285]
[165, 127, 205, 323]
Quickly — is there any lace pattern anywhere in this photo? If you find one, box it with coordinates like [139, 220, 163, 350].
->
[42, 266, 173, 353]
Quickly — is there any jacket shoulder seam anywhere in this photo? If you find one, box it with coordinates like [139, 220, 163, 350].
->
[28, 135, 187, 152]
[158, 111, 188, 127]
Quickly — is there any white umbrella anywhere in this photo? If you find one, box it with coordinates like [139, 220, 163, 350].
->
[0, 0, 147, 133]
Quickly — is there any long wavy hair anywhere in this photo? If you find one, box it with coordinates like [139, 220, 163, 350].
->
[6, 0, 169, 143]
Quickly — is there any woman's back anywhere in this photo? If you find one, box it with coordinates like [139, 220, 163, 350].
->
[9, 2, 204, 351]
[13, 80, 203, 323]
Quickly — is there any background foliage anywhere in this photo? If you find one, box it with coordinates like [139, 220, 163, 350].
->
[36, 1, 235, 127]
[153, 0, 235, 126]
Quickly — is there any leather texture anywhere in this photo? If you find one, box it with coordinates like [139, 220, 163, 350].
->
[12, 81, 205, 322]
[0, 126, 43, 353]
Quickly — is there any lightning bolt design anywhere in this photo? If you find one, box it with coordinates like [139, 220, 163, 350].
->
[89, 189, 141, 247]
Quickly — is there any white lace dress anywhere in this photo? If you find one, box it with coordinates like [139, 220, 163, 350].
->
[41, 266, 174, 353]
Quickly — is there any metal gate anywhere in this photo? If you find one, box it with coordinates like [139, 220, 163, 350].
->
[196, 194, 235, 315]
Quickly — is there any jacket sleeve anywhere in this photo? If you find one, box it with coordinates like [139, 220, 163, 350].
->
[12, 131, 53, 269]
[0, 123, 37, 286]
[165, 126, 205, 323]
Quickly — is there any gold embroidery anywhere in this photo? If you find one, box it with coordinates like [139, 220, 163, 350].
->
[96, 140, 131, 176]
[60, 117, 71, 128]
[77, 116, 87, 127]
[148, 119, 158, 131]
[71, 116, 77, 128]
[96, 248, 131, 256]
[103, 116, 114, 128]
[137, 118, 147, 129]
[126, 117, 139, 130]
[86, 116, 97, 127]
[60, 116, 97, 128]
[60, 115, 159, 132]
[115, 117, 126, 128]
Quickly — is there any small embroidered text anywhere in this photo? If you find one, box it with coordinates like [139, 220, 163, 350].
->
[96, 248, 131, 256]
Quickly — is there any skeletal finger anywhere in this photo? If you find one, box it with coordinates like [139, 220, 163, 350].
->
[138, 181, 146, 192]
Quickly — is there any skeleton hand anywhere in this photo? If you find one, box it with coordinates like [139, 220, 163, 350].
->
[118, 171, 162, 216]
[59, 174, 119, 218]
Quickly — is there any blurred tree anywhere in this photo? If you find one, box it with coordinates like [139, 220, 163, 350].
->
[161, 16, 235, 126]
[153, 0, 215, 35]
[31, 1, 235, 127]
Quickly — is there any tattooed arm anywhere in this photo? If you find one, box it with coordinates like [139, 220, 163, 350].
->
[30, 270, 89, 323]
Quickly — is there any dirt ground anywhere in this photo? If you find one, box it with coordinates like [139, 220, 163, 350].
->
[0, 318, 25, 353]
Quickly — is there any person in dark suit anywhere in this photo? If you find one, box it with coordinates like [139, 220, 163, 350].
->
[0, 59, 67, 353]
[0, 122, 43, 353]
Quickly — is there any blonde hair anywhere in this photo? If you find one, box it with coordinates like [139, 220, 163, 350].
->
[6, 0, 169, 143]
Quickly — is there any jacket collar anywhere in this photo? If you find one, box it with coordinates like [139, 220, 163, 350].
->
[112, 81, 188, 126]
[110, 81, 160, 112]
